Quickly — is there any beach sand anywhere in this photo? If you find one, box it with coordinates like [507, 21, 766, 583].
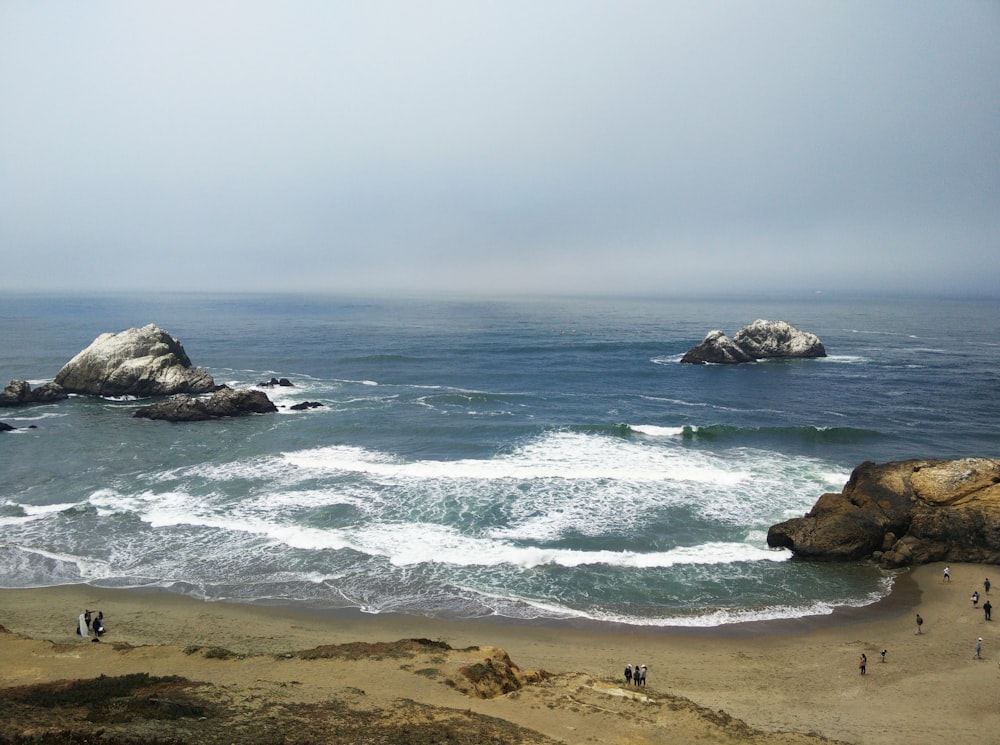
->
[2, 562, 999, 744]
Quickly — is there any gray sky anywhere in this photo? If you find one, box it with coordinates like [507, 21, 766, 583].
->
[1, 1, 998, 297]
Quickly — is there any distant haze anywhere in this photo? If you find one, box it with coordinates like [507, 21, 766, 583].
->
[1, 1, 998, 297]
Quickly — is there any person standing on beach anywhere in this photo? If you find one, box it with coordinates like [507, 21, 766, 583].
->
[984, 600, 992, 621]
[944, 567, 950, 582]
[638, 664, 647, 686]
[624, 664, 632, 685]
[972, 590, 980, 607]
[916, 614, 924, 634]
[859, 653, 867, 675]
[985, 578, 991, 594]
[974, 637, 983, 659]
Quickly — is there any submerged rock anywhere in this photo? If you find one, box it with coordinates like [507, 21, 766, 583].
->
[132, 387, 277, 422]
[681, 320, 826, 364]
[54, 324, 215, 397]
[767, 458, 1000, 567]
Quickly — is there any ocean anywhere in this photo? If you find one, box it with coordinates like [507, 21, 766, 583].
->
[1, 292, 998, 627]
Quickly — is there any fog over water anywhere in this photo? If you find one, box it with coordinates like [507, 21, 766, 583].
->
[1, 1, 998, 297]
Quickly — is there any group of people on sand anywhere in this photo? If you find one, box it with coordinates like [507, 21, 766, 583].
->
[932, 570, 994, 658]
[860, 568, 994, 674]
[624, 663, 647, 686]
[857, 649, 887, 674]
[76, 608, 106, 640]
[970, 578, 992, 620]
[953, 568, 994, 621]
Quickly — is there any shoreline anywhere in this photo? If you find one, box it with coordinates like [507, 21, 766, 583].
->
[4, 562, 999, 745]
[0, 561, 918, 642]
[231, 562, 922, 639]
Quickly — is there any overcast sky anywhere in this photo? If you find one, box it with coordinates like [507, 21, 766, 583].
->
[1, 1, 997, 297]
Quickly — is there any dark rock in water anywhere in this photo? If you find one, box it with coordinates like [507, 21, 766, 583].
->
[679, 331, 755, 365]
[0, 421, 14, 432]
[54, 324, 215, 397]
[680, 320, 826, 364]
[30, 381, 70, 402]
[132, 387, 277, 422]
[289, 401, 324, 410]
[0, 379, 69, 407]
[767, 458, 1000, 567]
[0, 379, 31, 405]
[259, 377, 294, 387]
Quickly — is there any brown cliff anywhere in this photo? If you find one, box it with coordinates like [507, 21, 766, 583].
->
[767, 458, 1000, 568]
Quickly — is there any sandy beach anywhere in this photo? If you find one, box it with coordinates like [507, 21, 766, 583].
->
[3, 562, 1000, 744]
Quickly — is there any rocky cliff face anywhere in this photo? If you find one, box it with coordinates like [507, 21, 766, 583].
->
[767, 458, 1000, 567]
[54, 324, 216, 397]
[681, 320, 826, 364]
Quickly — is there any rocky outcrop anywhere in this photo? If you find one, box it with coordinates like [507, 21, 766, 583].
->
[679, 331, 756, 364]
[259, 377, 294, 387]
[454, 646, 551, 699]
[767, 458, 1000, 568]
[132, 387, 277, 422]
[54, 324, 215, 397]
[0, 380, 69, 407]
[681, 320, 826, 364]
[0, 421, 14, 432]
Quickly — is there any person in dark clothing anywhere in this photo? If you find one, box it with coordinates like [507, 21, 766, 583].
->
[859, 653, 867, 675]
[984, 600, 992, 621]
[916, 614, 924, 634]
[624, 664, 632, 685]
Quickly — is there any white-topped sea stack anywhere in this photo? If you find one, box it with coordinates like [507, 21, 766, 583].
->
[681, 320, 826, 364]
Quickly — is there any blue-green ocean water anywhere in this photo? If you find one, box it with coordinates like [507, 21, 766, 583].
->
[1, 293, 998, 626]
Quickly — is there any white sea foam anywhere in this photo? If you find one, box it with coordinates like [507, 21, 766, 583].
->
[4, 411, 67, 422]
[118, 489, 790, 571]
[824, 355, 867, 364]
[125, 427, 835, 549]
[0, 501, 81, 525]
[629, 424, 685, 437]
[448, 577, 892, 627]
[649, 355, 684, 366]
[365, 526, 788, 569]
[820, 471, 849, 487]
[23, 502, 80, 516]
[281, 432, 748, 486]
[641, 396, 711, 409]
[7, 545, 114, 581]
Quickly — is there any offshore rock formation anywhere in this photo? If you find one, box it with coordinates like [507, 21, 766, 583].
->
[681, 320, 826, 364]
[0, 379, 68, 407]
[767, 458, 1000, 568]
[679, 330, 756, 364]
[54, 324, 215, 397]
[132, 387, 277, 422]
